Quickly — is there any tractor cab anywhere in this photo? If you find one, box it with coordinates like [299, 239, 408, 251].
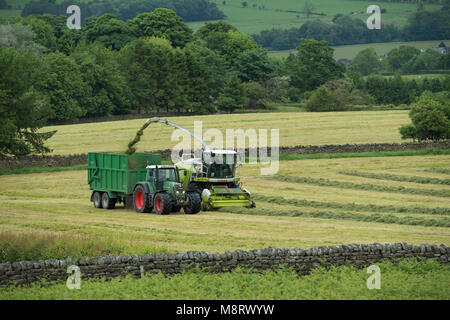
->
[146, 165, 185, 196]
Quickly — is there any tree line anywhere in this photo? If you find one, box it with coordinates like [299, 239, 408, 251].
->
[21, 0, 225, 22]
[1, 8, 449, 156]
[253, 6, 450, 50]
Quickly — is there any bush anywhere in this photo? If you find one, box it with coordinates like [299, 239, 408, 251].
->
[400, 91, 450, 141]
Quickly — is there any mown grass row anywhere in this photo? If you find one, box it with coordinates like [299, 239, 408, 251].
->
[277, 149, 450, 161]
[0, 165, 87, 176]
[251, 194, 450, 216]
[221, 206, 450, 228]
[1, 259, 448, 299]
[339, 170, 450, 185]
[265, 175, 450, 198]
[423, 168, 450, 175]
[0, 233, 168, 263]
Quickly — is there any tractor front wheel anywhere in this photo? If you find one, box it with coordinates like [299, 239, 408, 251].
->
[101, 192, 116, 210]
[154, 193, 173, 215]
[184, 192, 201, 214]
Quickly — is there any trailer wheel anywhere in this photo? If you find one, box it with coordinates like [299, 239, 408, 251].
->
[184, 192, 201, 214]
[154, 193, 173, 215]
[101, 192, 116, 210]
[93, 191, 102, 209]
[133, 185, 152, 213]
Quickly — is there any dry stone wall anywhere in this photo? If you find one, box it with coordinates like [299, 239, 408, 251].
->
[0, 243, 448, 287]
[1, 141, 449, 169]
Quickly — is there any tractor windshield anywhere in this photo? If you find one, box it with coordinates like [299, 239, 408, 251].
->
[158, 168, 179, 182]
[209, 163, 234, 178]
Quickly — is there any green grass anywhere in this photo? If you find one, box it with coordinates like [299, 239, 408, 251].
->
[0, 164, 87, 176]
[269, 40, 450, 60]
[0, 232, 168, 263]
[424, 168, 450, 175]
[1, 259, 448, 299]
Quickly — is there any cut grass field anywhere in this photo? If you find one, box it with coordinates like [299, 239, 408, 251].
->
[1, 259, 448, 300]
[0, 154, 448, 261]
[269, 40, 450, 60]
[41, 110, 410, 155]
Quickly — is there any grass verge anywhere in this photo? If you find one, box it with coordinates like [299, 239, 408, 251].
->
[0, 259, 448, 299]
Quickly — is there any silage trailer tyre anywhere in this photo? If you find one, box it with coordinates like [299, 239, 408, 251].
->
[101, 192, 116, 210]
[93, 191, 103, 209]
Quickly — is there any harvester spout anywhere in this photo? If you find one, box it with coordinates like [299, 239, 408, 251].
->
[146, 117, 210, 151]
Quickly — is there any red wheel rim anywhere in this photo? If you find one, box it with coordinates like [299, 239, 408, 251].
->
[156, 197, 162, 211]
[185, 205, 190, 211]
[135, 190, 143, 209]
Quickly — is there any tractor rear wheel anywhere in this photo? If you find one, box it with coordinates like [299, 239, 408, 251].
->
[154, 193, 173, 215]
[184, 192, 201, 214]
[101, 192, 116, 210]
[133, 185, 152, 213]
[93, 191, 102, 209]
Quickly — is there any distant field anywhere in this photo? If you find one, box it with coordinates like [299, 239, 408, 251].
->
[269, 40, 450, 60]
[1, 0, 442, 35]
[41, 110, 410, 155]
[188, 0, 442, 34]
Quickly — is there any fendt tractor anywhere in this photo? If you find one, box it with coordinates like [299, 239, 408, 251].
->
[88, 152, 201, 214]
[145, 118, 255, 211]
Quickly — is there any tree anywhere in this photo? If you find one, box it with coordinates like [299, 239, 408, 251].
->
[127, 9, 193, 48]
[217, 76, 246, 113]
[233, 48, 274, 82]
[349, 48, 381, 76]
[0, 47, 55, 156]
[387, 46, 420, 72]
[287, 39, 345, 92]
[121, 37, 178, 113]
[72, 44, 133, 116]
[0, 0, 8, 9]
[399, 91, 450, 141]
[0, 24, 45, 53]
[243, 81, 268, 108]
[38, 52, 89, 121]
[84, 14, 136, 50]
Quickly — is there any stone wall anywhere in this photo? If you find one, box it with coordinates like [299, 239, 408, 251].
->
[1, 141, 448, 170]
[0, 243, 447, 287]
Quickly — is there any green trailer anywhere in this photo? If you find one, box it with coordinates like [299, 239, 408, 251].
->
[88, 152, 201, 214]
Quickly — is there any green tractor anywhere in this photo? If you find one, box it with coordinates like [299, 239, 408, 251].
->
[133, 164, 201, 214]
[88, 152, 201, 215]
[143, 118, 255, 211]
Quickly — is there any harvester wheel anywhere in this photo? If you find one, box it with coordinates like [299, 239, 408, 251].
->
[154, 193, 173, 215]
[133, 185, 152, 213]
[101, 192, 116, 210]
[184, 192, 201, 214]
[93, 191, 102, 209]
